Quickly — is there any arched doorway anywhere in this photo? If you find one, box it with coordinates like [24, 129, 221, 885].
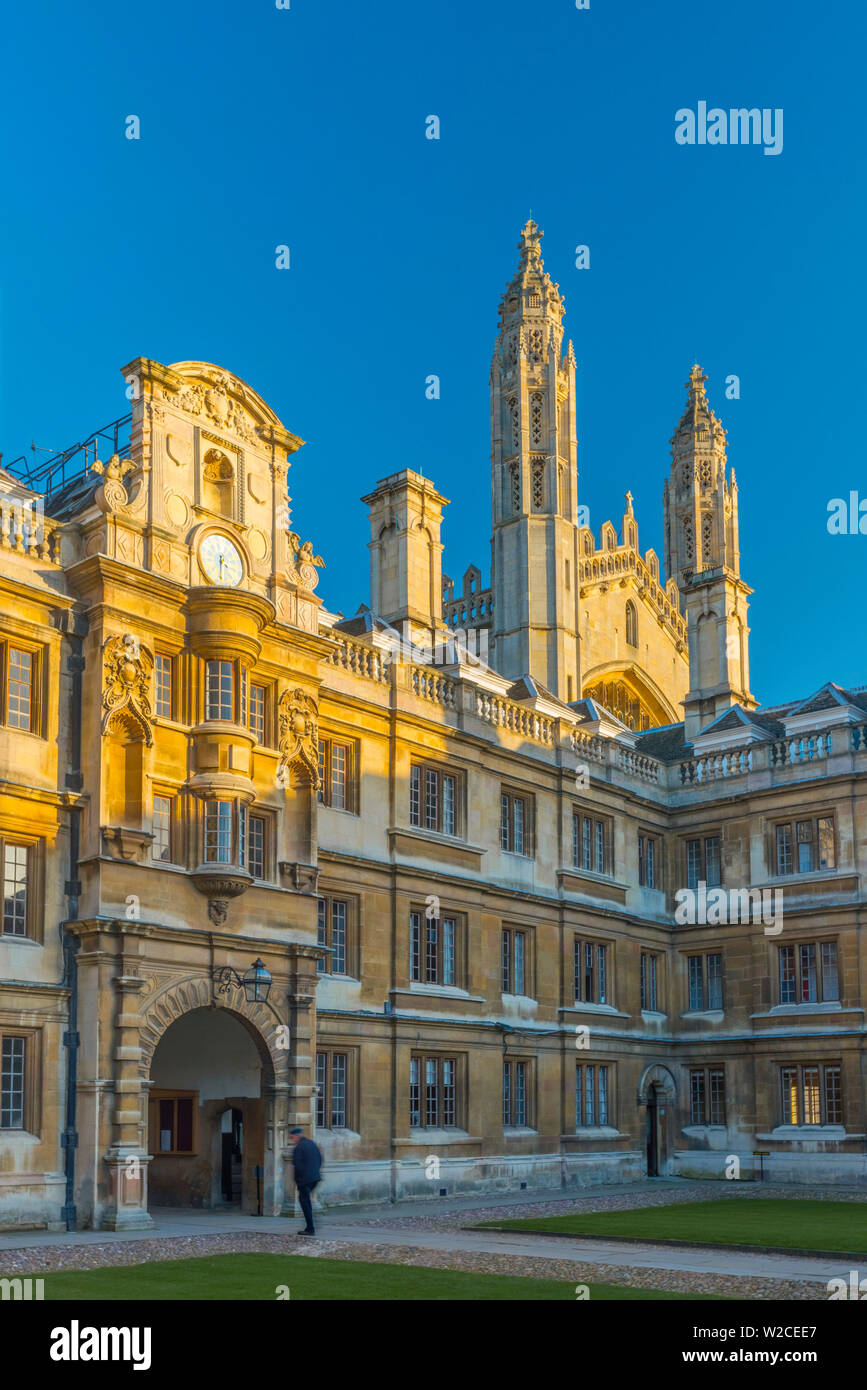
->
[147, 1006, 271, 1213]
[637, 1064, 677, 1177]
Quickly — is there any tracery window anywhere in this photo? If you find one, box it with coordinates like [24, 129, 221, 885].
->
[530, 394, 543, 447]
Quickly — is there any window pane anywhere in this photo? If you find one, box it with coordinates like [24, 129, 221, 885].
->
[597, 945, 607, 1005]
[442, 1059, 456, 1126]
[443, 918, 455, 986]
[585, 1065, 595, 1125]
[7, 648, 33, 731]
[818, 818, 835, 870]
[248, 815, 265, 879]
[249, 684, 266, 742]
[331, 900, 346, 974]
[690, 1070, 705, 1125]
[598, 1067, 608, 1126]
[152, 796, 172, 863]
[582, 818, 591, 871]
[646, 838, 655, 888]
[585, 942, 594, 1003]
[500, 794, 510, 850]
[703, 837, 721, 888]
[595, 821, 604, 873]
[709, 1069, 725, 1126]
[502, 1062, 511, 1126]
[803, 1066, 820, 1124]
[779, 945, 795, 1004]
[425, 1058, 438, 1126]
[315, 1053, 327, 1127]
[238, 804, 247, 869]
[706, 954, 723, 1011]
[1, 1036, 25, 1128]
[425, 916, 438, 983]
[796, 820, 814, 873]
[821, 942, 839, 1002]
[206, 660, 234, 721]
[515, 1062, 526, 1126]
[158, 1098, 174, 1149]
[688, 956, 703, 1011]
[776, 824, 793, 875]
[331, 743, 347, 810]
[573, 938, 582, 1003]
[239, 666, 248, 727]
[572, 815, 580, 868]
[317, 899, 326, 974]
[331, 1054, 347, 1126]
[824, 1065, 842, 1124]
[410, 766, 421, 826]
[513, 798, 524, 855]
[502, 930, 511, 992]
[514, 932, 525, 995]
[425, 769, 438, 831]
[799, 943, 817, 1003]
[442, 776, 455, 837]
[204, 801, 233, 863]
[410, 912, 421, 982]
[781, 1066, 799, 1124]
[176, 1098, 193, 1151]
[318, 740, 326, 804]
[2, 844, 29, 936]
[686, 840, 701, 890]
[155, 653, 172, 719]
[409, 1056, 420, 1127]
[575, 1064, 582, 1127]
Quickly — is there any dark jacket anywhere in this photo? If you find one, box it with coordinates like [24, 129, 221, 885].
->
[291, 1136, 322, 1186]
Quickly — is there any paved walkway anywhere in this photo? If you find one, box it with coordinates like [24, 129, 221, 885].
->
[0, 1186, 848, 1285]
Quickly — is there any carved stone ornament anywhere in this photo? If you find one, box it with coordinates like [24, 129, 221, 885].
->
[287, 532, 324, 592]
[208, 900, 228, 926]
[161, 372, 261, 445]
[277, 688, 320, 789]
[279, 862, 320, 894]
[102, 634, 154, 745]
[91, 454, 135, 514]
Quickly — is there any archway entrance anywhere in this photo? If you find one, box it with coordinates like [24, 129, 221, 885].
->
[147, 1007, 268, 1213]
[637, 1064, 677, 1177]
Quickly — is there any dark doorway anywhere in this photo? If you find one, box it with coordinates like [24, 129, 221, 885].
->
[646, 1089, 659, 1176]
[221, 1108, 244, 1204]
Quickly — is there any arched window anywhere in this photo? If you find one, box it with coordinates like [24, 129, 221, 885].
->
[626, 600, 638, 648]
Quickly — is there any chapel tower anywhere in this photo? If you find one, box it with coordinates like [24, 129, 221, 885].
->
[489, 220, 581, 701]
[664, 365, 756, 738]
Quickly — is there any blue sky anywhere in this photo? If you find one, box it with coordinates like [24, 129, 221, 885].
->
[1, 0, 864, 706]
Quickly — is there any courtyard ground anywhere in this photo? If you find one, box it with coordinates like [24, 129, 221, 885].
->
[1, 1179, 863, 1300]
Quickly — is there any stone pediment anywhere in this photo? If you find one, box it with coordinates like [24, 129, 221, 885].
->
[124, 357, 305, 456]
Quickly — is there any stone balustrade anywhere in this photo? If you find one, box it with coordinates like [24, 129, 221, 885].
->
[0, 500, 60, 563]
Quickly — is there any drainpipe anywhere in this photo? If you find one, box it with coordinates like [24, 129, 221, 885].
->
[60, 621, 86, 1230]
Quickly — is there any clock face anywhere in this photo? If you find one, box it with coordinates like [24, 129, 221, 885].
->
[199, 533, 244, 587]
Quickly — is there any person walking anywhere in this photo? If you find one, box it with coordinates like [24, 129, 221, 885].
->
[289, 1127, 323, 1236]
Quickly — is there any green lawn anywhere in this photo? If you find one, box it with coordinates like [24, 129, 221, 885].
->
[36, 1252, 720, 1301]
[476, 1198, 867, 1254]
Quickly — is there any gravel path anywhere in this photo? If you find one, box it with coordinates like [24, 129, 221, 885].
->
[0, 1230, 827, 1300]
[1, 1181, 858, 1300]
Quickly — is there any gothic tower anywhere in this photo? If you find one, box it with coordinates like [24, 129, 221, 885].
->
[489, 220, 580, 701]
[664, 365, 756, 739]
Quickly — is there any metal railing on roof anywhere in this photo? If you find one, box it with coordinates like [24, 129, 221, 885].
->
[4, 413, 132, 497]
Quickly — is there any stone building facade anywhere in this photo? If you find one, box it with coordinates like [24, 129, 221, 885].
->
[1, 223, 866, 1230]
